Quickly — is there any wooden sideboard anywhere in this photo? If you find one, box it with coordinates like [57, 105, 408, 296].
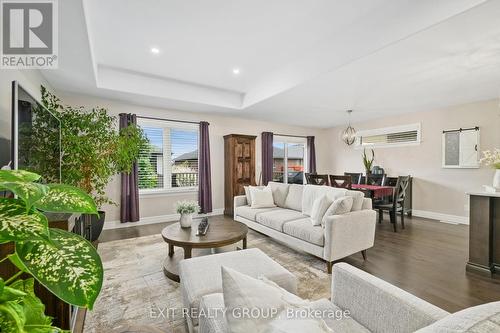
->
[224, 134, 257, 216]
[466, 191, 500, 277]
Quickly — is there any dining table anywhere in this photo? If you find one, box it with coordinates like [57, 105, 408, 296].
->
[351, 184, 394, 199]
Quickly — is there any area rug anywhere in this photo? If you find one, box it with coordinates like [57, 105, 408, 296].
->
[83, 230, 332, 333]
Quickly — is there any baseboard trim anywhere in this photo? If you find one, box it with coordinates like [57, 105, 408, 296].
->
[103, 208, 224, 230]
[412, 209, 469, 225]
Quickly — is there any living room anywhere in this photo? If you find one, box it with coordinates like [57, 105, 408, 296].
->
[1, 1, 500, 333]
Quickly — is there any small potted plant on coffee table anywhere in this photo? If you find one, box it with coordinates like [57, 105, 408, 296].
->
[176, 201, 200, 228]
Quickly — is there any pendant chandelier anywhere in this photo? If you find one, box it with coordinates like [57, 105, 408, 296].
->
[341, 110, 356, 145]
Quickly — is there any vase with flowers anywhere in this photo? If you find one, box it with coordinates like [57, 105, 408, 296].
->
[176, 201, 200, 228]
[480, 149, 500, 189]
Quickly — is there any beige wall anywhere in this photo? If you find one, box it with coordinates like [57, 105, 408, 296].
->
[319, 100, 500, 221]
[58, 93, 326, 223]
[0, 69, 53, 167]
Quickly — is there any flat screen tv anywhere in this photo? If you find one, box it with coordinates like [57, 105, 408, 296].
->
[11, 81, 62, 182]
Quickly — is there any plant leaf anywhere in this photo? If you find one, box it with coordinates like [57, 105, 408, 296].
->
[0, 198, 50, 242]
[0, 170, 41, 183]
[0, 285, 27, 302]
[8, 253, 29, 273]
[16, 228, 103, 309]
[0, 301, 25, 333]
[9, 278, 53, 330]
[0, 182, 49, 209]
[33, 184, 97, 214]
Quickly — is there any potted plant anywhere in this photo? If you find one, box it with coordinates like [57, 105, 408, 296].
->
[362, 148, 375, 178]
[175, 201, 200, 228]
[0, 169, 103, 332]
[480, 149, 500, 189]
[38, 87, 148, 240]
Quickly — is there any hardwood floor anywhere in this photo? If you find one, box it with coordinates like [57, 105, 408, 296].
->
[100, 214, 500, 313]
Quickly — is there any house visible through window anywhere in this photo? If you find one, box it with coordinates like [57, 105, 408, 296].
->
[272, 136, 307, 184]
[137, 119, 199, 192]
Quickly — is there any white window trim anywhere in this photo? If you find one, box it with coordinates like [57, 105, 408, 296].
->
[137, 118, 199, 194]
[273, 135, 308, 184]
[354, 123, 421, 149]
[139, 187, 198, 197]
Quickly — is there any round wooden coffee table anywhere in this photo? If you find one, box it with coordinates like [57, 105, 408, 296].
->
[161, 217, 248, 282]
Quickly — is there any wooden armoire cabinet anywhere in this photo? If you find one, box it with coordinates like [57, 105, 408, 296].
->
[224, 134, 257, 216]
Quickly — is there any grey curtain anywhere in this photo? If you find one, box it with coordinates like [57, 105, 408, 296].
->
[307, 136, 316, 174]
[119, 113, 140, 223]
[262, 132, 273, 185]
[198, 121, 212, 213]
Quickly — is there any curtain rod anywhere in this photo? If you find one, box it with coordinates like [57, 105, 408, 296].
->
[442, 126, 479, 134]
[273, 133, 309, 139]
[137, 115, 203, 125]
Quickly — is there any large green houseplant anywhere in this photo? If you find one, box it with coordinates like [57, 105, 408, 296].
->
[28, 87, 148, 239]
[0, 169, 103, 332]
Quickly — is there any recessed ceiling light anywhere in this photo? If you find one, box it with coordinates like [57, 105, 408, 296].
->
[232, 68, 240, 75]
[151, 47, 160, 54]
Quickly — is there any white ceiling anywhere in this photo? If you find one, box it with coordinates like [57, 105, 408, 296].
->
[41, 0, 500, 128]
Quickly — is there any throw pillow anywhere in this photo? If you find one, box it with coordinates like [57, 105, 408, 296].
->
[345, 190, 364, 211]
[322, 196, 354, 226]
[250, 187, 276, 209]
[222, 266, 324, 333]
[310, 195, 333, 226]
[245, 185, 264, 206]
[415, 301, 500, 333]
[264, 311, 333, 333]
[244, 186, 252, 206]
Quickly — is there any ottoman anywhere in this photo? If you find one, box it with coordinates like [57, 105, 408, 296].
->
[178, 248, 298, 333]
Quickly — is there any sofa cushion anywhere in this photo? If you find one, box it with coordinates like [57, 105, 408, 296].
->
[284, 184, 304, 211]
[415, 301, 500, 333]
[178, 248, 297, 328]
[256, 208, 306, 231]
[346, 190, 364, 211]
[283, 218, 325, 246]
[268, 181, 290, 208]
[302, 185, 348, 216]
[235, 205, 278, 221]
[322, 196, 354, 226]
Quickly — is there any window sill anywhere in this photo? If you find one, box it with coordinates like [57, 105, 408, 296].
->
[139, 187, 198, 197]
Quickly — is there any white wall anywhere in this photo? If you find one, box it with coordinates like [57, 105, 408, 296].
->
[58, 93, 327, 225]
[320, 100, 500, 222]
[0, 69, 53, 167]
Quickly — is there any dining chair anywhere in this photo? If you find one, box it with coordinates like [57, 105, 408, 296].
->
[374, 175, 411, 232]
[366, 174, 386, 186]
[305, 173, 329, 186]
[344, 172, 362, 185]
[329, 175, 352, 189]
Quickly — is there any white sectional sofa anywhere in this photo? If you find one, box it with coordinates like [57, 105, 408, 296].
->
[233, 182, 377, 272]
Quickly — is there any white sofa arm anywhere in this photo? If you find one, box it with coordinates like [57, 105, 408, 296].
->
[234, 195, 247, 208]
[331, 263, 449, 333]
[323, 209, 376, 261]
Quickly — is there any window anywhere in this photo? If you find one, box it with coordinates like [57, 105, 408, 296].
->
[442, 127, 480, 168]
[272, 136, 307, 184]
[355, 123, 421, 149]
[137, 119, 199, 193]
